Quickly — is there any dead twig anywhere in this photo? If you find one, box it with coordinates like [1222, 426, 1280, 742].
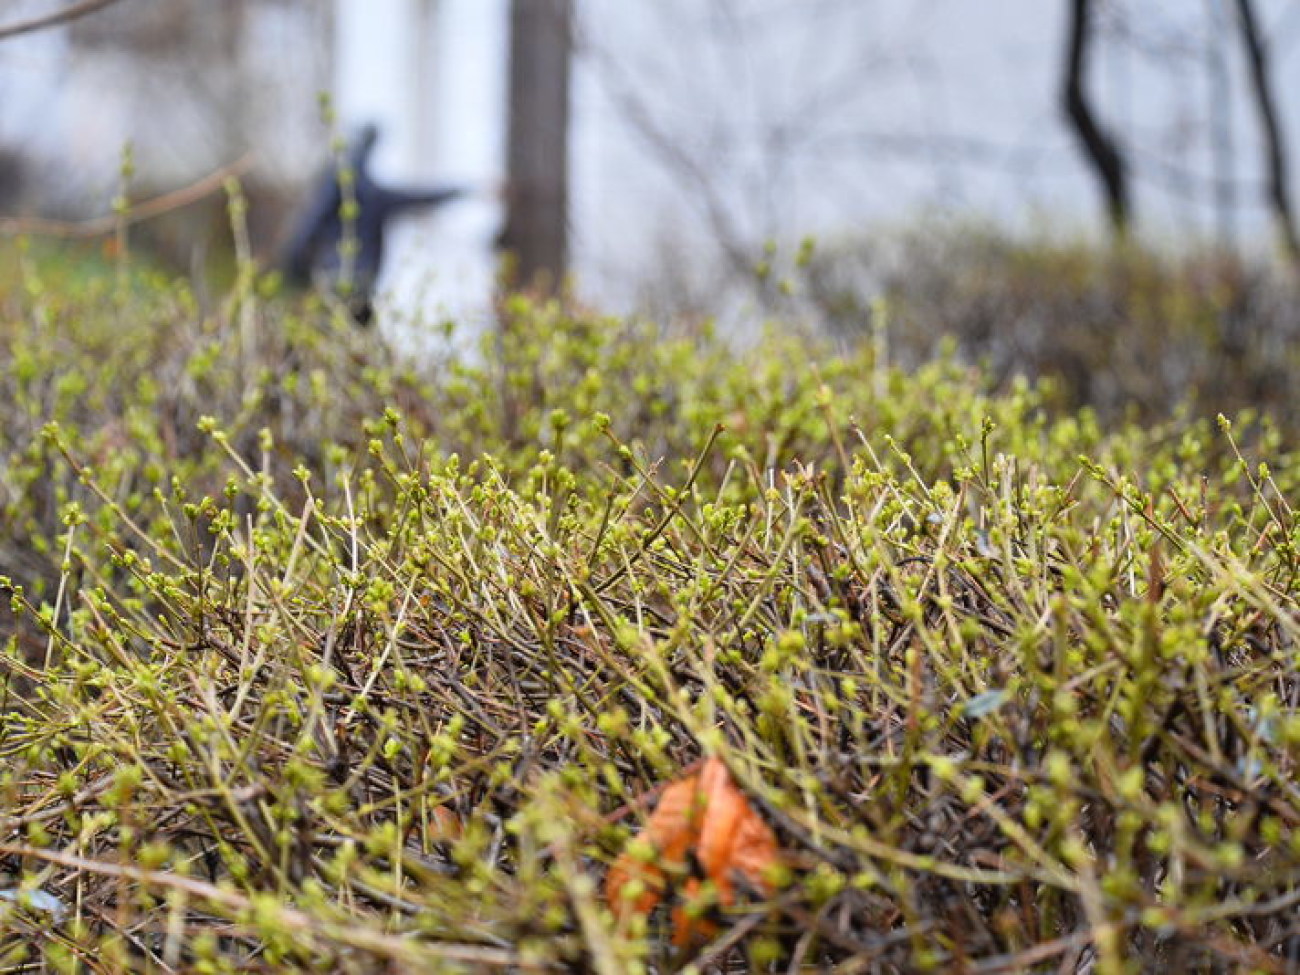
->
[0, 0, 127, 42]
[0, 153, 257, 239]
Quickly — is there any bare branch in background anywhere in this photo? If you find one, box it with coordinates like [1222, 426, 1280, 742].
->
[0, 0, 126, 42]
[574, 0, 882, 290]
[1061, 0, 1132, 237]
[581, 47, 755, 281]
[1205, 0, 1237, 250]
[1233, 0, 1300, 265]
[0, 153, 255, 238]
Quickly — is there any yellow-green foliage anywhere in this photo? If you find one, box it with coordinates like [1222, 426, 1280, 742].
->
[0, 250, 1298, 973]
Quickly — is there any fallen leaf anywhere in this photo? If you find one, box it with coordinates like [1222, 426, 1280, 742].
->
[605, 770, 703, 920]
[606, 756, 780, 947]
[695, 757, 780, 900]
[430, 804, 463, 843]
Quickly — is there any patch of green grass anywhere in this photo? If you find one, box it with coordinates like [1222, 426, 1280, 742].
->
[0, 244, 1298, 972]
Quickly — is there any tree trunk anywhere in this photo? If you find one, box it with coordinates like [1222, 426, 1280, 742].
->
[1234, 0, 1300, 265]
[1061, 0, 1130, 237]
[500, 0, 572, 293]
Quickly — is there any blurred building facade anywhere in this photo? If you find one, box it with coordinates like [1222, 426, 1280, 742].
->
[0, 2, 328, 203]
[2, 1, 1299, 327]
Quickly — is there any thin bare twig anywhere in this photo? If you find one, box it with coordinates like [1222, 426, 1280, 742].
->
[0, 0, 126, 42]
[0, 153, 256, 239]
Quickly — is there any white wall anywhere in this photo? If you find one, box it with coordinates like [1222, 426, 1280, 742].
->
[333, 0, 508, 344]
[0, 1, 330, 206]
[208, 0, 1300, 323]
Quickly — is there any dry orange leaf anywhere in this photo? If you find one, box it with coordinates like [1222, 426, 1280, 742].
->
[429, 804, 463, 843]
[606, 757, 780, 947]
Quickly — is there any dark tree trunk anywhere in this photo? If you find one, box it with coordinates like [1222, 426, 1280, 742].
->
[500, 0, 572, 293]
[1234, 0, 1300, 265]
[1061, 0, 1130, 237]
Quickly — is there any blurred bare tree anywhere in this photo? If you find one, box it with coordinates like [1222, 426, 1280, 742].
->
[500, 0, 573, 293]
[1233, 0, 1300, 264]
[0, 0, 125, 41]
[1062, 0, 1131, 237]
[576, 0, 1298, 320]
[576, 0, 922, 316]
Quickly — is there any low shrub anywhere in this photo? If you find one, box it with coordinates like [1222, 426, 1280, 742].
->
[1, 249, 1298, 972]
[799, 225, 1300, 434]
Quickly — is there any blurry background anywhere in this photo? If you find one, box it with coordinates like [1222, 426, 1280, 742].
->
[2, 0, 1300, 418]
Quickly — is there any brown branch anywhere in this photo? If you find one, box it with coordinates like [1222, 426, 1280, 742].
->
[1061, 0, 1131, 237]
[1234, 0, 1300, 265]
[0, 0, 127, 42]
[0, 153, 256, 239]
